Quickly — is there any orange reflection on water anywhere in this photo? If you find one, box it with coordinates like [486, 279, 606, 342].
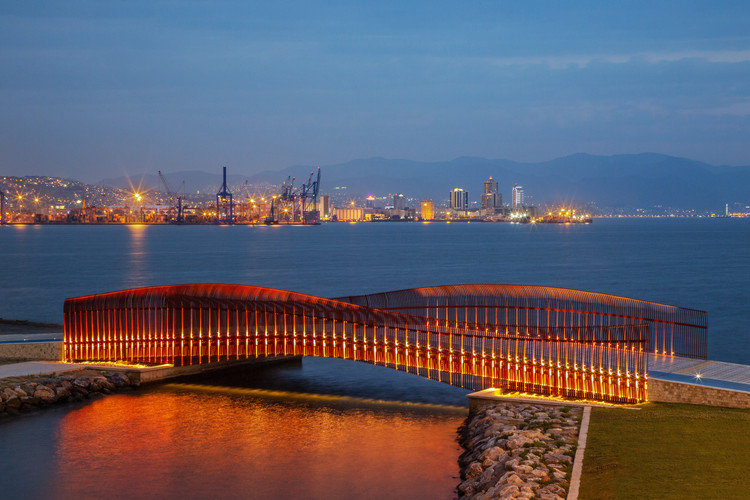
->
[52, 387, 464, 500]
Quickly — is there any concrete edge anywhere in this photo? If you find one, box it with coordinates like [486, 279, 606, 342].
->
[466, 388, 635, 412]
[649, 373, 750, 395]
[0, 356, 301, 385]
[567, 405, 591, 500]
[69, 355, 301, 384]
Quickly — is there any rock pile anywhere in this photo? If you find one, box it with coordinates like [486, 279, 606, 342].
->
[0, 370, 136, 416]
[457, 402, 583, 499]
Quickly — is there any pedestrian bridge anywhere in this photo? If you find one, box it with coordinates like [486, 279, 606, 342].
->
[63, 284, 707, 404]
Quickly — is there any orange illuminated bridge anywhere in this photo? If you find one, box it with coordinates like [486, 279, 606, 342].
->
[63, 284, 707, 404]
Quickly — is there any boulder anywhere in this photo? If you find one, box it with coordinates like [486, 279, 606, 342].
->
[108, 374, 130, 387]
[5, 396, 21, 409]
[505, 473, 524, 485]
[488, 483, 519, 498]
[55, 386, 71, 400]
[21, 383, 37, 395]
[477, 461, 506, 491]
[506, 434, 532, 449]
[72, 377, 90, 389]
[12, 386, 28, 397]
[1, 387, 18, 401]
[465, 461, 484, 479]
[544, 452, 573, 464]
[33, 386, 57, 403]
[513, 464, 533, 474]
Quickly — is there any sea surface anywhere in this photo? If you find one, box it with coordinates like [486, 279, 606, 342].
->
[1, 218, 748, 362]
[0, 219, 748, 499]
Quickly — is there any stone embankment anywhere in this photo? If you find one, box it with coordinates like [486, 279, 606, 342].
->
[0, 370, 137, 416]
[458, 402, 583, 499]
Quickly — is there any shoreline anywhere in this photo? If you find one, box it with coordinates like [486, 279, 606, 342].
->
[0, 369, 139, 417]
[457, 402, 582, 499]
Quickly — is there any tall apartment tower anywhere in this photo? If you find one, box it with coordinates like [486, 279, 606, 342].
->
[393, 193, 406, 211]
[481, 176, 501, 212]
[450, 188, 469, 211]
[512, 184, 524, 209]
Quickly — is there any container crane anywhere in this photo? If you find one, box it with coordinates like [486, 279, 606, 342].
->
[300, 167, 321, 224]
[158, 170, 185, 223]
[216, 166, 234, 224]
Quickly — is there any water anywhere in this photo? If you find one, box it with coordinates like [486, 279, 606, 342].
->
[1, 219, 749, 498]
[1, 219, 748, 362]
[0, 358, 467, 500]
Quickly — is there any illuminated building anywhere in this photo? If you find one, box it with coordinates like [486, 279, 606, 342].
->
[332, 207, 364, 221]
[480, 177, 500, 214]
[63, 284, 707, 404]
[317, 195, 330, 220]
[420, 201, 434, 220]
[512, 184, 524, 209]
[450, 188, 469, 211]
[393, 194, 406, 211]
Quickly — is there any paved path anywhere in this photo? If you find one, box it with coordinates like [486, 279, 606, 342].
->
[567, 406, 591, 500]
[0, 332, 63, 343]
[649, 354, 750, 393]
[0, 361, 81, 379]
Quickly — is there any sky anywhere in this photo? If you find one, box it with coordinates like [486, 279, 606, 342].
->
[1, 1, 750, 182]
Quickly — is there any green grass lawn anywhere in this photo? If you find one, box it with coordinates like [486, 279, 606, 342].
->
[580, 402, 750, 499]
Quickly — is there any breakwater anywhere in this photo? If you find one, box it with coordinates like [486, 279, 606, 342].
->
[457, 402, 582, 499]
[0, 369, 137, 416]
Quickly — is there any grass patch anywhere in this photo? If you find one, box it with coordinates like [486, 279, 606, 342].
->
[580, 402, 750, 500]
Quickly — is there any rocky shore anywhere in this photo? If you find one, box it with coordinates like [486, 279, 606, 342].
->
[0, 370, 138, 416]
[457, 402, 583, 499]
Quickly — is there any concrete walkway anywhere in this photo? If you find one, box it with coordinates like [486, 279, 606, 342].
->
[0, 332, 63, 343]
[567, 406, 591, 500]
[0, 361, 81, 378]
[649, 354, 750, 393]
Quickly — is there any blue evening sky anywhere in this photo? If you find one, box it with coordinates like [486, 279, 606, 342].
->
[1, 1, 749, 181]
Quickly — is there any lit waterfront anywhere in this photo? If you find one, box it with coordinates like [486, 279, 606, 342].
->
[1, 218, 748, 363]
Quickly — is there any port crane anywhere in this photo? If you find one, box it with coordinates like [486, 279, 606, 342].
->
[216, 166, 234, 224]
[265, 168, 321, 224]
[300, 167, 321, 223]
[158, 170, 185, 223]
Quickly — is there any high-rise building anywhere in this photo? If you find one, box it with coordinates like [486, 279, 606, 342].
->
[450, 188, 469, 211]
[484, 177, 498, 196]
[481, 176, 500, 212]
[420, 201, 434, 220]
[512, 184, 524, 209]
[317, 195, 330, 219]
[393, 193, 406, 211]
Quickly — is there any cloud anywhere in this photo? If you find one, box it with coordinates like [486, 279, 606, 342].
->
[487, 49, 750, 69]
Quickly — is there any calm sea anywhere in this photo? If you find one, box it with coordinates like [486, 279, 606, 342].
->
[0, 218, 747, 362]
[1, 219, 748, 499]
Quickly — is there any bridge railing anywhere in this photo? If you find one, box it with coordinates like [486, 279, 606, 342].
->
[64, 285, 652, 403]
[337, 284, 708, 359]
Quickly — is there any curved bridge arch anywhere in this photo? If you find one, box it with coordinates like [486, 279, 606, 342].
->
[63, 284, 707, 404]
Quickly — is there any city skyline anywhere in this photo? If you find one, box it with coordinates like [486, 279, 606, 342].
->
[2, 2, 750, 182]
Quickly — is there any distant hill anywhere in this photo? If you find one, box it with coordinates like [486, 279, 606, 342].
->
[99, 153, 750, 210]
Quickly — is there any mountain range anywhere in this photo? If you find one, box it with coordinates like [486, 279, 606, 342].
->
[99, 153, 750, 210]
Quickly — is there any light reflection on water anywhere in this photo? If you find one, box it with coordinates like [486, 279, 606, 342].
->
[0, 358, 469, 500]
[53, 390, 462, 500]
